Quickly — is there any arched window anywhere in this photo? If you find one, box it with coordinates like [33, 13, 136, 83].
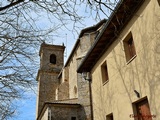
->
[50, 54, 56, 64]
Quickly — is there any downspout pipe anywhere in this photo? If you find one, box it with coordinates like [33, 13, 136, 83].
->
[83, 72, 94, 120]
[89, 78, 94, 120]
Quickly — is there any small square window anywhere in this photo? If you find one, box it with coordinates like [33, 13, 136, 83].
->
[106, 113, 114, 120]
[71, 117, 76, 120]
[101, 61, 109, 84]
[123, 32, 136, 63]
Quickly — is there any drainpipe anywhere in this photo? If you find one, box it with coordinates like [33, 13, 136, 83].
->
[89, 78, 94, 120]
[48, 107, 51, 120]
[82, 72, 94, 120]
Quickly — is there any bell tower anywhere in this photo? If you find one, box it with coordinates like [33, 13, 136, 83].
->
[36, 42, 65, 117]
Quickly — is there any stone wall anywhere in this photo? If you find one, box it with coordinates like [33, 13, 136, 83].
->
[36, 43, 65, 118]
[68, 48, 79, 99]
[57, 81, 69, 100]
[37, 72, 60, 116]
[77, 59, 91, 120]
[50, 104, 81, 120]
[36, 20, 107, 120]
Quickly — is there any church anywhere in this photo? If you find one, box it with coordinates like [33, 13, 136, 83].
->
[36, 18, 106, 120]
[36, 0, 160, 120]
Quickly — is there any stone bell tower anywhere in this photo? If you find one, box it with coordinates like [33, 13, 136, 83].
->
[36, 42, 65, 117]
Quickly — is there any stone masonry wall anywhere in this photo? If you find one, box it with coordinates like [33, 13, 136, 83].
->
[50, 105, 80, 120]
[37, 72, 59, 116]
[36, 43, 65, 118]
[77, 58, 91, 120]
[57, 81, 69, 100]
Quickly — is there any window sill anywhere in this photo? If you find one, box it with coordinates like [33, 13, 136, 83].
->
[103, 80, 109, 86]
[49, 63, 55, 66]
[126, 55, 137, 65]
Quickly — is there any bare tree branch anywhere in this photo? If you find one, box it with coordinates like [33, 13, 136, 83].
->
[0, 0, 24, 11]
[0, 0, 119, 119]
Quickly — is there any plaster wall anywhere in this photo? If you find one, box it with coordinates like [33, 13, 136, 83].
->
[91, 0, 160, 119]
[41, 108, 48, 120]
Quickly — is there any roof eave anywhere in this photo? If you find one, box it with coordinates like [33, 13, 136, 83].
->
[64, 19, 107, 67]
[77, 0, 145, 73]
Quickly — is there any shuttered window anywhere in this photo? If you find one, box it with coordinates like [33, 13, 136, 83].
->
[123, 32, 136, 63]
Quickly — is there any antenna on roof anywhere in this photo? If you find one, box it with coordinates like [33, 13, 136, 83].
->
[51, 40, 53, 44]
[65, 33, 67, 58]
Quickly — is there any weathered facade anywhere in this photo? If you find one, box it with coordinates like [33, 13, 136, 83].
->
[36, 20, 106, 120]
[78, 0, 160, 120]
[36, 43, 65, 117]
[37, 0, 160, 120]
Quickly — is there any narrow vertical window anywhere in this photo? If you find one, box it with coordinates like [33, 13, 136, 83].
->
[101, 61, 109, 84]
[50, 54, 56, 64]
[123, 32, 136, 63]
[106, 113, 114, 120]
[158, 0, 160, 6]
[71, 117, 76, 120]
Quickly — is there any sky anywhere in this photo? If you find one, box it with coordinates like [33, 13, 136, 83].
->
[10, 93, 36, 120]
[9, 19, 98, 120]
[6, 1, 117, 120]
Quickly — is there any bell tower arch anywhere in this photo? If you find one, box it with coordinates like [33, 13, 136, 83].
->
[36, 42, 65, 117]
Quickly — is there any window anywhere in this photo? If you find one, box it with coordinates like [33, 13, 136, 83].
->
[106, 113, 114, 120]
[101, 61, 109, 84]
[132, 97, 153, 120]
[158, 0, 160, 6]
[50, 54, 56, 64]
[71, 117, 76, 120]
[123, 32, 136, 63]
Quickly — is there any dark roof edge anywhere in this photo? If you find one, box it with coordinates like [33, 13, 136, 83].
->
[78, 19, 107, 38]
[64, 19, 107, 67]
[77, 0, 145, 73]
[77, 1, 123, 73]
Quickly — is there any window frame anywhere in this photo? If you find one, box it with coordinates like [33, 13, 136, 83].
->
[101, 61, 109, 85]
[50, 54, 56, 64]
[132, 97, 153, 120]
[158, 0, 160, 6]
[123, 32, 136, 64]
[106, 113, 114, 120]
[71, 116, 76, 120]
